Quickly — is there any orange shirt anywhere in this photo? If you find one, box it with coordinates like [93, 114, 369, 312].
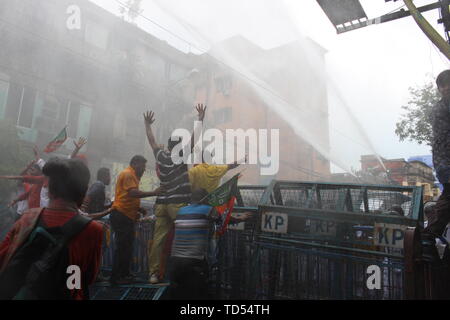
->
[112, 166, 140, 221]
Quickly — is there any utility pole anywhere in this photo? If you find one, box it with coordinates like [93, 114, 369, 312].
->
[402, 0, 450, 60]
[317, 0, 450, 60]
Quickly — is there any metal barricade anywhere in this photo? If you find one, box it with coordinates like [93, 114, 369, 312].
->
[100, 181, 425, 299]
[214, 181, 424, 300]
[212, 185, 265, 299]
[101, 204, 155, 277]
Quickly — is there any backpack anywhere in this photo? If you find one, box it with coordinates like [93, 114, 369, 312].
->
[0, 210, 92, 300]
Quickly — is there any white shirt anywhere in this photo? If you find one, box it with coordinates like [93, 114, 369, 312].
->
[40, 186, 49, 208]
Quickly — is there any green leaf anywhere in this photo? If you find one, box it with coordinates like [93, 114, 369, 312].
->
[395, 81, 438, 146]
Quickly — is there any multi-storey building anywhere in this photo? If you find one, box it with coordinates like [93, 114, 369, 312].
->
[0, 0, 198, 192]
[194, 36, 331, 184]
[0, 0, 331, 192]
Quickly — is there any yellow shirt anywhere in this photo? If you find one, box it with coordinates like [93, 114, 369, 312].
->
[112, 166, 140, 220]
[188, 164, 229, 193]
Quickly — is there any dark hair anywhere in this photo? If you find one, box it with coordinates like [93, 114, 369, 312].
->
[97, 167, 110, 181]
[130, 155, 147, 166]
[191, 188, 208, 204]
[167, 136, 182, 151]
[43, 158, 90, 206]
[436, 70, 450, 88]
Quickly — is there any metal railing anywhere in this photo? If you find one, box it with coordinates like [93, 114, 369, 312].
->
[98, 181, 432, 300]
[100, 219, 155, 277]
[214, 181, 425, 300]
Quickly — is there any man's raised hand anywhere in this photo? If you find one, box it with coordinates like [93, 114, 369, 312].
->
[196, 103, 207, 121]
[144, 111, 155, 126]
[70, 137, 87, 159]
[74, 137, 87, 149]
[143, 111, 159, 151]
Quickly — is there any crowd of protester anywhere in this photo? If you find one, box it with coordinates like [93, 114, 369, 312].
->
[0, 69, 449, 300]
[0, 103, 250, 300]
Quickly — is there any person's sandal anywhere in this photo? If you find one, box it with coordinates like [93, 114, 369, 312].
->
[149, 273, 160, 284]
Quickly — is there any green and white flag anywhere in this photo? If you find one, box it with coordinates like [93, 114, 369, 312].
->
[44, 127, 68, 153]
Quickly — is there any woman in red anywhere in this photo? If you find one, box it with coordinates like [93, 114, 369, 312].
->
[0, 158, 103, 300]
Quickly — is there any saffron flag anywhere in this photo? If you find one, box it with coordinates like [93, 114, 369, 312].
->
[44, 127, 68, 153]
[206, 173, 240, 236]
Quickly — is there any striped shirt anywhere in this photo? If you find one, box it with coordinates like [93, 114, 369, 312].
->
[154, 148, 191, 204]
[171, 204, 213, 260]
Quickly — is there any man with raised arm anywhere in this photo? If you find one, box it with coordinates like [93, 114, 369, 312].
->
[143, 104, 206, 284]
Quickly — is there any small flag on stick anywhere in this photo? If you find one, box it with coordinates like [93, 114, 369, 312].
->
[44, 127, 68, 153]
[205, 173, 240, 236]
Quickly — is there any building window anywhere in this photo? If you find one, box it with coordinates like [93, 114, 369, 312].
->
[58, 101, 91, 139]
[214, 107, 232, 125]
[33, 94, 67, 134]
[4, 83, 23, 123]
[0, 77, 9, 120]
[0, 81, 92, 141]
[77, 105, 92, 139]
[32, 95, 91, 139]
[4, 83, 37, 129]
[18, 87, 36, 128]
[67, 102, 80, 138]
[41, 96, 60, 120]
